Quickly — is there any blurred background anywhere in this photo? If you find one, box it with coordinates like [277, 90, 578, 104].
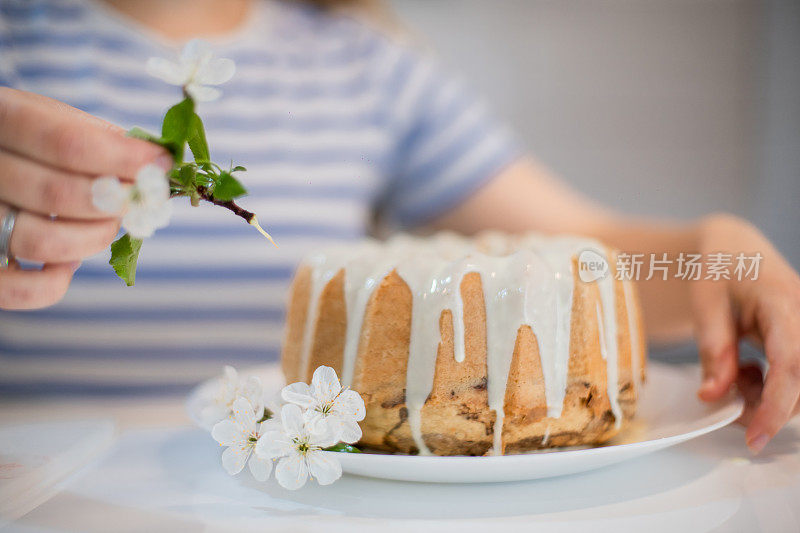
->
[391, 0, 800, 269]
[0, 0, 797, 392]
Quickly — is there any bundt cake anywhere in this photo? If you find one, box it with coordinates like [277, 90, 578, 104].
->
[281, 232, 646, 456]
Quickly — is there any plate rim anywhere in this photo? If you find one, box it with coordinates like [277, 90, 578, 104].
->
[186, 361, 744, 481]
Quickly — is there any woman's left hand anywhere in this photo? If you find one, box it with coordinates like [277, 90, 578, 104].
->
[692, 214, 800, 453]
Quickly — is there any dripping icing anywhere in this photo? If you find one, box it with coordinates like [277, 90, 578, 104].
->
[297, 250, 346, 382]
[622, 279, 643, 389]
[294, 232, 626, 453]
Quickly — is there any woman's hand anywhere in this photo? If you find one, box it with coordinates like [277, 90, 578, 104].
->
[0, 88, 169, 309]
[692, 214, 800, 453]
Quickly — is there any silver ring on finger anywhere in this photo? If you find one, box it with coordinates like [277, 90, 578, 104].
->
[0, 207, 18, 268]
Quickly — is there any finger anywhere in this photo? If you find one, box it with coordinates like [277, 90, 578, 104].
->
[6, 206, 120, 263]
[0, 87, 170, 178]
[692, 280, 739, 401]
[735, 363, 764, 426]
[0, 262, 80, 310]
[745, 320, 800, 453]
[0, 148, 115, 220]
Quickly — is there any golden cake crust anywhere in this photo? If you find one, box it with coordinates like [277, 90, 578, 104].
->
[281, 244, 647, 455]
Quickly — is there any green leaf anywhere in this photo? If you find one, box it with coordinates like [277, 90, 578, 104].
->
[177, 165, 197, 188]
[231, 165, 246, 173]
[161, 98, 195, 161]
[324, 443, 362, 453]
[127, 127, 164, 144]
[109, 234, 143, 286]
[187, 113, 210, 163]
[128, 128, 179, 162]
[194, 172, 215, 189]
[127, 127, 180, 160]
[212, 171, 247, 201]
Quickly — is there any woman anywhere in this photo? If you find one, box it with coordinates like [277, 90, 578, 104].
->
[0, 0, 798, 455]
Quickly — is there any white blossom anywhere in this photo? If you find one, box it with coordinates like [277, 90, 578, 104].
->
[281, 366, 366, 444]
[146, 39, 235, 102]
[91, 176, 128, 213]
[91, 163, 173, 239]
[134, 163, 170, 208]
[200, 366, 265, 428]
[255, 404, 342, 490]
[211, 398, 273, 481]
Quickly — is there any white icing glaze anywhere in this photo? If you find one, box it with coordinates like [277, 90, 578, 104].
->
[593, 249, 622, 430]
[595, 301, 622, 430]
[516, 236, 581, 420]
[622, 278, 643, 389]
[292, 231, 630, 454]
[297, 248, 349, 382]
[340, 244, 395, 387]
[397, 255, 457, 456]
[479, 253, 535, 456]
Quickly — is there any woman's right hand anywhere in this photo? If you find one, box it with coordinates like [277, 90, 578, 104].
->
[0, 87, 170, 309]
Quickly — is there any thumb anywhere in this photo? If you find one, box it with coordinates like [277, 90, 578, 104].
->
[692, 280, 739, 401]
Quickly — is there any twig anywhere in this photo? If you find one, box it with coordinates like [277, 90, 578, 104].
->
[195, 185, 278, 248]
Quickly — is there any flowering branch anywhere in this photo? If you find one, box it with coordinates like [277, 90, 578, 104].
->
[92, 39, 275, 286]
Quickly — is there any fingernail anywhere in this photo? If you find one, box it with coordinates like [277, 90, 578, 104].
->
[747, 433, 769, 454]
[154, 154, 174, 171]
[68, 261, 82, 274]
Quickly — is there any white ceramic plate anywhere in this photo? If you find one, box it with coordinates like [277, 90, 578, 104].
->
[187, 362, 743, 483]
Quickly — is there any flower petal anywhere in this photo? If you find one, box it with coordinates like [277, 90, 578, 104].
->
[147, 201, 173, 231]
[242, 376, 263, 407]
[255, 430, 294, 459]
[303, 410, 327, 436]
[248, 454, 272, 482]
[231, 397, 257, 432]
[210, 419, 239, 446]
[91, 176, 128, 214]
[274, 453, 309, 490]
[180, 39, 212, 64]
[145, 57, 188, 85]
[309, 424, 340, 449]
[307, 452, 342, 486]
[123, 204, 172, 240]
[200, 404, 230, 428]
[221, 445, 249, 476]
[122, 206, 157, 238]
[218, 366, 238, 404]
[136, 164, 170, 208]
[333, 389, 366, 421]
[281, 382, 315, 408]
[312, 366, 341, 404]
[185, 84, 222, 102]
[337, 419, 363, 444]
[195, 58, 235, 85]
[280, 404, 306, 439]
[223, 366, 238, 381]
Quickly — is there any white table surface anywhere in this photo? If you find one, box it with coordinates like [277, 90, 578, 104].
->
[1, 364, 799, 533]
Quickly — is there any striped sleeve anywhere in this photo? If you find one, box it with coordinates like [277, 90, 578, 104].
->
[0, 12, 18, 87]
[378, 46, 522, 227]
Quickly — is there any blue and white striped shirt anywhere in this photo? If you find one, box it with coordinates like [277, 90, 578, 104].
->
[0, 0, 520, 395]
